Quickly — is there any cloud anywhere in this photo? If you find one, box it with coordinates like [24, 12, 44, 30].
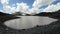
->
[0, 0, 12, 14]
[15, 2, 42, 15]
[0, 0, 60, 15]
[15, 2, 29, 15]
[0, 0, 9, 5]
[3, 5, 11, 11]
[0, 10, 3, 12]
[0, 0, 16, 14]
[33, 0, 56, 8]
[3, 5, 16, 14]
[43, 3, 60, 12]
[27, 8, 42, 15]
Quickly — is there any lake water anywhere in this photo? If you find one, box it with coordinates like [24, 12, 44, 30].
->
[4, 16, 58, 29]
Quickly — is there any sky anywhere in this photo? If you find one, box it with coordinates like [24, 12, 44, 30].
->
[0, 0, 60, 15]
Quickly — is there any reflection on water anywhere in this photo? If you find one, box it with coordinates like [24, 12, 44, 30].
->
[4, 16, 58, 29]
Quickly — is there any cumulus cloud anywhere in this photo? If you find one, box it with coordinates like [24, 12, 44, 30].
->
[15, 2, 42, 15]
[43, 3, 60, 12]
[33, 0, 56, 8]
[0, 0, 9, 5]
[16, 2, 29, 12]
[3, 5, 16, 14]
[0, 0, 60, 15]
[3, 5, 11, 11]
[15, 2, 30, 15]
[0, 0, 11, 11]
[0, 0, 16, 14]
[27, 8, 42, 15]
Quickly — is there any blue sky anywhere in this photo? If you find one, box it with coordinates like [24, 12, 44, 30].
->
[9, 0, 34, 7]
[0, 0, 60, 14]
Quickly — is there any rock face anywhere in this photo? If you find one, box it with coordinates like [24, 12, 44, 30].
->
[4, 16, 57, 29]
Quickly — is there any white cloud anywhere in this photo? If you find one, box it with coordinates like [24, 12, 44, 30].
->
[0, 10, 3, 12]
[26, 0, 57, 15]
[33, 0, 56, 8]
[15, 2, 42, 15]
[15, 2, 29, 15]
[3, 5, 11, 11]
[43, 3, 60, 12]
[3, 5, 16, 14]
[27, 8, 41, 15]
[0, 0, 60, 15]
[0, 0, 9, 5]
[0, 0, 12, 14]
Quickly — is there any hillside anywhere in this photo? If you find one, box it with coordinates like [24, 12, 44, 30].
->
[0, 12, 20, 22]
[35, 10, 60, 19]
